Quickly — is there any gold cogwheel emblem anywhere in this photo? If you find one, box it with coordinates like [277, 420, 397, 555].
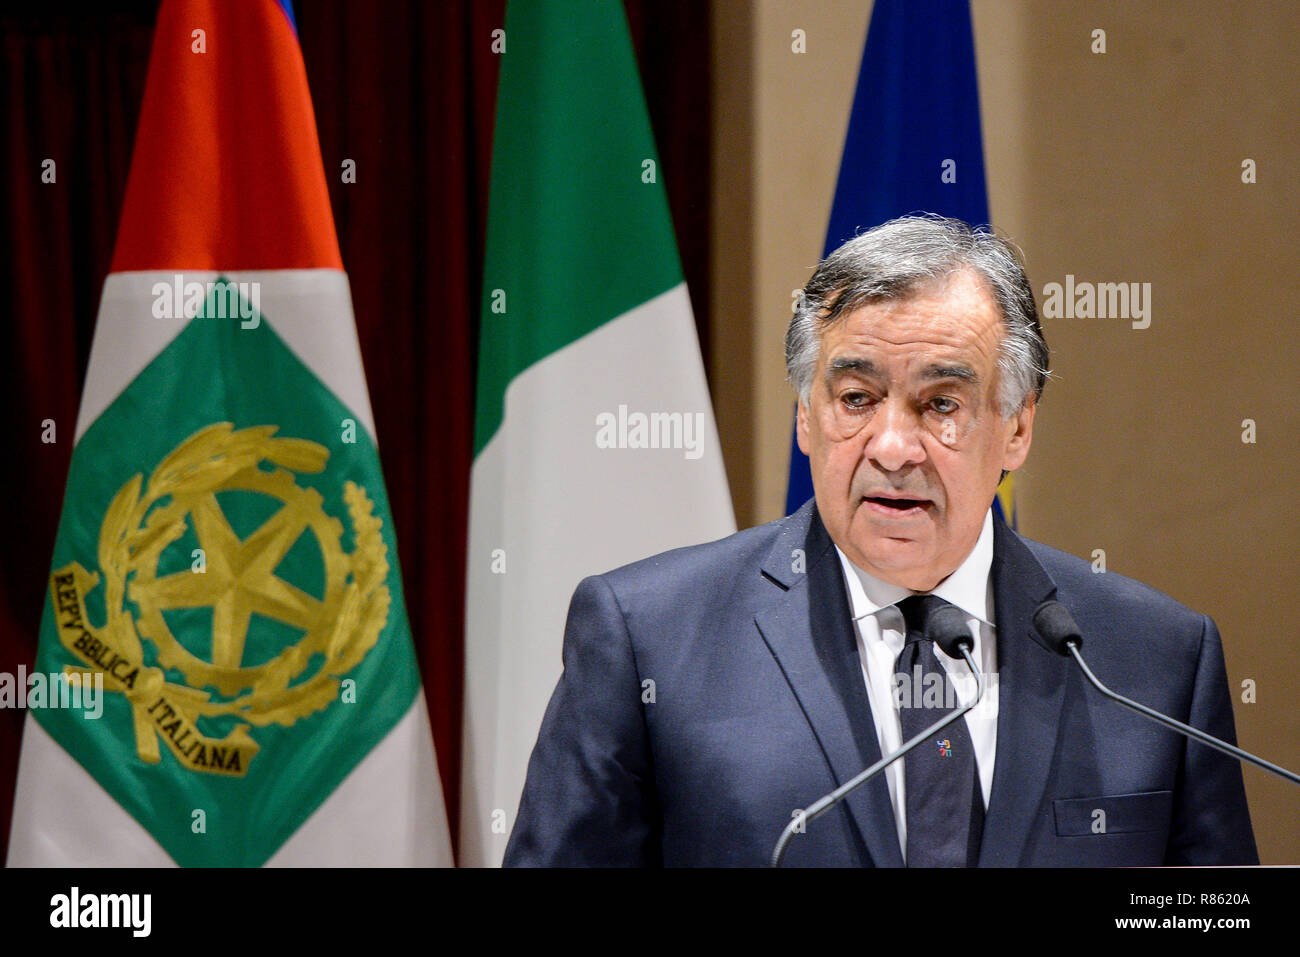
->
[48, 423, 390, 775]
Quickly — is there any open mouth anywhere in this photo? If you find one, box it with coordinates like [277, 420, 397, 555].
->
[864, 495, 930, 516]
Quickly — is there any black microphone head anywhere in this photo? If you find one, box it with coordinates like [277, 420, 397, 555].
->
[1032, 600, 1083, 656]
[928, 604, 973, 658]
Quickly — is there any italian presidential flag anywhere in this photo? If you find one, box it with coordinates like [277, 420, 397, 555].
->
[6, 0, 452, 866]
[460, 0, 735, 866]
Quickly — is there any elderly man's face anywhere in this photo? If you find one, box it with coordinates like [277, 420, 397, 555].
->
[796, 268, 1035, 591]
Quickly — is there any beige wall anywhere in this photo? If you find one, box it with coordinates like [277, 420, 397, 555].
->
[711, 0, 1298, 863]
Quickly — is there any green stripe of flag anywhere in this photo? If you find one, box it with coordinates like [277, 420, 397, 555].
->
[474, 0, 684, 456]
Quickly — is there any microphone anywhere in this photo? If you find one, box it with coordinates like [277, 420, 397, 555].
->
[770, 603, 983, 867]
[1031, 600, 1300, 786]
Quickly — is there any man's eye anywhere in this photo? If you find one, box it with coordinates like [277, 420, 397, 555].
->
[841, 391, 872, 409]
[930, 396, 958, 414]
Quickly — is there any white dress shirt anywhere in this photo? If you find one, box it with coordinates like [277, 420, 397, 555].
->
[834, 508, 999, 858]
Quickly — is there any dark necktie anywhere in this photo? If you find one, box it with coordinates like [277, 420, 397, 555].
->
[894, 594, 984, 867]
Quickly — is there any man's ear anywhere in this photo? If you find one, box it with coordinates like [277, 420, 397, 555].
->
[1001, 396, 1036, 472]
[796, 397, 811, 456]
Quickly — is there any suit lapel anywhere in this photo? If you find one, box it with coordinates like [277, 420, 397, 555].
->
[977, 512, 1070, 866]
[753, 500, 905, 868]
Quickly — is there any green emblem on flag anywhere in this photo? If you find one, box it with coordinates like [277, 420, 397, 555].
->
[34, 281, 419, 865]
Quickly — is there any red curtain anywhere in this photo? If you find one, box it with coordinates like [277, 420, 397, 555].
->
[0, 0, 709, 864]
[0, 4, 159, 863]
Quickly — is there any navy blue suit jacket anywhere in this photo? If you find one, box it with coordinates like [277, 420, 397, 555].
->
[504, 499, 1258, 866]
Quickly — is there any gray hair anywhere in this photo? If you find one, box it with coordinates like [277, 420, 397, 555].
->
[785, 215, 1049, 417]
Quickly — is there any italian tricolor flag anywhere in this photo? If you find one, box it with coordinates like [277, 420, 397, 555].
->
[7, 0, 452, 866]
[460, 1, 735, 866]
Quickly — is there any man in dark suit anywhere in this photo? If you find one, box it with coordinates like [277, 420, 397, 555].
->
[504, 215, 1257, 867]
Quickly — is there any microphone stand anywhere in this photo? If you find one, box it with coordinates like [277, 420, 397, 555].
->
[771, 643, 985, 867]
[1065, 642, 1300, 785]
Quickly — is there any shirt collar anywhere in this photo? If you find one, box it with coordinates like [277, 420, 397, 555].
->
[834, 508, 995, 627]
